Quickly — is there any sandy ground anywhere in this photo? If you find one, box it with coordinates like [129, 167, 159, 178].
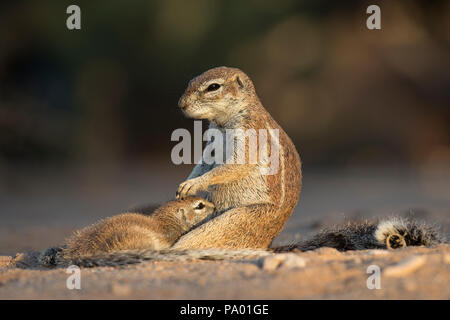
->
[0, 164, 449, 299]
[1, 246, 449, 299]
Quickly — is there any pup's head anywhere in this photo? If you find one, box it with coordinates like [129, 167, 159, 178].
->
[178, 66, 256, 126]
[175, 197, 215, 227]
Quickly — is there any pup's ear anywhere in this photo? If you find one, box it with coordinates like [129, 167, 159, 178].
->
[176, 208, 186, 222]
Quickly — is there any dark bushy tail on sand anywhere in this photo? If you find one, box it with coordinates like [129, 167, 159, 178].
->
[274, 217, 446, 252]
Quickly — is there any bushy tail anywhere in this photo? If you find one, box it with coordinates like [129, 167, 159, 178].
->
[275, 217, 446, 252]
[38, 217, 446, 268]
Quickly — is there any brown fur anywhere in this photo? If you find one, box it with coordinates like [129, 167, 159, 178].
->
[174, 66, 302, 249]
[60, 197, 215, 259]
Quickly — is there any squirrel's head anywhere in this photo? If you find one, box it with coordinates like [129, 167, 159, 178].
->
[175, 197, 215, 228]
[178, 66, 256, 126]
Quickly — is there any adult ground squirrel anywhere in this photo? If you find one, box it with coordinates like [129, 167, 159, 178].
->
[173, 66, 302, 249]
[40, 197, 215, 264]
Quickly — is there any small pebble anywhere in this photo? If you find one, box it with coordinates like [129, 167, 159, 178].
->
[261, 256, 281, 271]
[314, 247, 340, 255]
[384, 255, 426, 278]
[280, 254, 306, 269]
[261, 253, 306, 271]
[366, 250, 389, 256]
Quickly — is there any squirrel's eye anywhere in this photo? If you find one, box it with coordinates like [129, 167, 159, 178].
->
[195, 202, 205, 210]
[206, 83, 221, 92]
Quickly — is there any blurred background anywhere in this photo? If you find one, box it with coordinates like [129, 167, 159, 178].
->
[0, 0, 449, 254]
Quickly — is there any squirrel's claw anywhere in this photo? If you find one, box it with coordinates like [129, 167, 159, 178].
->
[177, 177, 205, 199]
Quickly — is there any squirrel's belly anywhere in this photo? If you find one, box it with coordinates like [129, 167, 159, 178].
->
[208, 171, 270, 212]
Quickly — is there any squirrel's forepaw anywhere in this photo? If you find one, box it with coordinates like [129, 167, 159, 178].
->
[176, 177, 206, 200]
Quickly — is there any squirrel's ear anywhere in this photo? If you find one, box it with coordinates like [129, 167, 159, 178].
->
[176, 208, 186, 222]
[235, 76, 244, 89]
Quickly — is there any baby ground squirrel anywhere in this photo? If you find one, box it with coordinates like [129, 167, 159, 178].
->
[41, 197, 215, 264]
[173, 66, 302, 249]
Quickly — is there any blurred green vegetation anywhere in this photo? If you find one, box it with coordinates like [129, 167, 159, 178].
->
[0, 0, 449, 168]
